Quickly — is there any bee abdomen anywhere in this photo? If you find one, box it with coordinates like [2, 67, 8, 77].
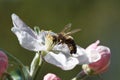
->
[65, 39, 77, 54]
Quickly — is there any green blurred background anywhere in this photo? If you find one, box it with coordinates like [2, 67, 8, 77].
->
[0, 0, 119, 80]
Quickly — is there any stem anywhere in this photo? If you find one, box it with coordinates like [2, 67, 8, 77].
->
[1, 72, 13, 80]
[72, 70, 88, 80]
[33, 61, 45, 80]
[97, 74, 104, 80]
[32, 52, 43, 80]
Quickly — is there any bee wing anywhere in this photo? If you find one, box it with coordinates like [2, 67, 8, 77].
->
[61, 23, 72, 33]
[66, 29, 81, 35]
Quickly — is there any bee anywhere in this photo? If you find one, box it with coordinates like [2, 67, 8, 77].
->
[52, 23, 81, 54]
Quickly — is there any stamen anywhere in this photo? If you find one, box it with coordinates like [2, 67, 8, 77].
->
[45, 33, 56, 51]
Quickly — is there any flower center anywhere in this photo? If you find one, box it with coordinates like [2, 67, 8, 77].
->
[45, 33, 56, 51]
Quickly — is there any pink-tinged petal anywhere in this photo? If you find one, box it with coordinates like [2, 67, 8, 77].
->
[82, 41, 111, 75]
[0, 51, 8, 77]
[88, 46, 111, 74]
[86, 50, 101, 63]
[43, 73, 61, 80]
[86, 40, 100, 51]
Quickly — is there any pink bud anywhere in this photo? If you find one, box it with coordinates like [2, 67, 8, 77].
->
[0, 51, 8, 77]
[83, 40, 111, 75]
[43, 73, 61, 80]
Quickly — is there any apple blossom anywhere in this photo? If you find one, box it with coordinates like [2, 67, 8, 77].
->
[82, 40, 111, 75]
[43, 73, 61, 80]
[0, 51, 8, 77]
[11, 14, 101, 70]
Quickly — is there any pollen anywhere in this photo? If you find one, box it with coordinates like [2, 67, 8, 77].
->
[69, 46, 73, 50]
[45, 33, 55, 51]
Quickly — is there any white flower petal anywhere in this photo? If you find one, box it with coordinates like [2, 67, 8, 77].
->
[53, 44, 70, 55]
[44, 52, 79, 70]
[72, 46, 91, 64]
[11, 13, 37, 39]
[44, 45, 99, 70]
[11, 14, 55, 51]
[12, 27, 46, 51]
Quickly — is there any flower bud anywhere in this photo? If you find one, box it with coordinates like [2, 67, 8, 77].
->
[0, 51, 8, 77]
[43, 73, 61, 80]
[82, 40, 111, 75]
